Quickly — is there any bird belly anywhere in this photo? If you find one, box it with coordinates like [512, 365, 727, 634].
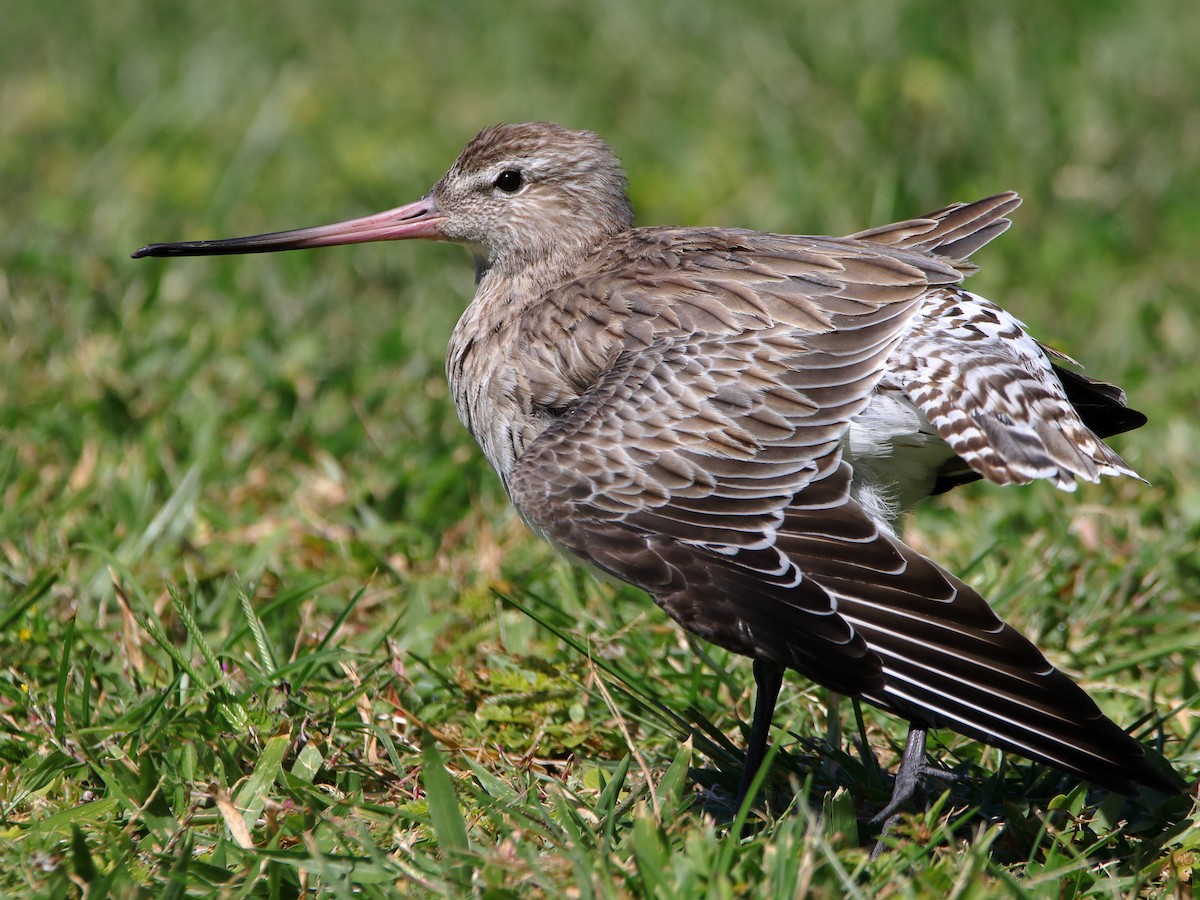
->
[843, 388, 958, 527]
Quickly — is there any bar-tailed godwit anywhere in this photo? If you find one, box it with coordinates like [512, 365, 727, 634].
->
[135, 122, 1180, 825]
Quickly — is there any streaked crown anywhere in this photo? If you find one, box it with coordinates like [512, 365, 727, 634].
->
[432, 122, 635, 275]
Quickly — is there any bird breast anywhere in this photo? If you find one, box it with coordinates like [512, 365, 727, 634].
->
[446, 283, 620, 488]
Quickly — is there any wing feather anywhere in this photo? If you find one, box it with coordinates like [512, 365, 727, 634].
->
[890, 289, 1142, 492]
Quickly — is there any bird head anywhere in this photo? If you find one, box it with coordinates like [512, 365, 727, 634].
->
[133, 122, 634, 278]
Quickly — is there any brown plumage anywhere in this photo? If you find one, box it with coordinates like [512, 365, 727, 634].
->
[134, 122, 1179, 817]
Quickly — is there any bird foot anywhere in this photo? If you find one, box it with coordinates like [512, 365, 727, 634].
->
[868, 726, 957, 858]
[869, 763, 959, 827]
[869, 764, 959, 858]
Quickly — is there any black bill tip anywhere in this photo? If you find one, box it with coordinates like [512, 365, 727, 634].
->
[131, 240, 289, 259]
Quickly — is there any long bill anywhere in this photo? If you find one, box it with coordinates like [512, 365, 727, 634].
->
[132, 196, 445, 258]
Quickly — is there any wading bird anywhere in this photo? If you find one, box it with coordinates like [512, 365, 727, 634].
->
[134, 122, 1180, 828]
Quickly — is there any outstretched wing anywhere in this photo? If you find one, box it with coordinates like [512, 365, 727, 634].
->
[511, 333, 1171, 794]
[850, 192, 1145, 493]
[507, 216, 1172, 794]
[893, 289, 1142, 492]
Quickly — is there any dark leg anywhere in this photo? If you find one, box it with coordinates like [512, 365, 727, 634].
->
[734, 659, 785, 812]
[869, 724, 958, 857]
[870, 725, 928, 827]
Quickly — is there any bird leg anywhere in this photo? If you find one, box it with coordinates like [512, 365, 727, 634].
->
[871, 725, 929, 827]
[869, 723, 959, 856]
[734, 659, 785, 812]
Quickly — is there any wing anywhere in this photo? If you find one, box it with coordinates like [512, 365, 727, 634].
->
[847, 191, 1021, 271]
[507, 223, 1172, 794]
[780, 464, 1173, 793]
[511, 349, 1170, 792]
[849, 192, 1145, 493]
[1049, 361, 1147, 439]
[893, 289, 1142, 492]
[509, 230, 955, 694]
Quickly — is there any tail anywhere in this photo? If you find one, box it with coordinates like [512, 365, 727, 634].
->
[1051, 361, 1147, 440]
[854, 193, 1147, 496]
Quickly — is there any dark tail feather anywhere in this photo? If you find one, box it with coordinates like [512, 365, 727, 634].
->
[1052, 364, 1147, 439]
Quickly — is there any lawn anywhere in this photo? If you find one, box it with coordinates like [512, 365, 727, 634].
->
[2, 1, 1198, 895]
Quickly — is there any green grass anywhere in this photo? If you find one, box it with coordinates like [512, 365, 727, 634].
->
[3, 0, 1199, 895]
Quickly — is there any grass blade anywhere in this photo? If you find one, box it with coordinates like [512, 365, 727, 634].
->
[232, 723, 292, 837]
[420, 732, 471, 884]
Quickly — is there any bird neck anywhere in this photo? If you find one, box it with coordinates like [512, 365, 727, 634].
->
[478, 230, 611, 305]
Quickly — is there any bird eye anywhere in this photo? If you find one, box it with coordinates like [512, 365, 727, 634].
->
[494, 170, 524, 193]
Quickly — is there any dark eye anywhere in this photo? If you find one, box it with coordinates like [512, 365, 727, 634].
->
[494, 170, 524, 193]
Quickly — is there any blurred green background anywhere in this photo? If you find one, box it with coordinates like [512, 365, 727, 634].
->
[2, 0, 1198, 894]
